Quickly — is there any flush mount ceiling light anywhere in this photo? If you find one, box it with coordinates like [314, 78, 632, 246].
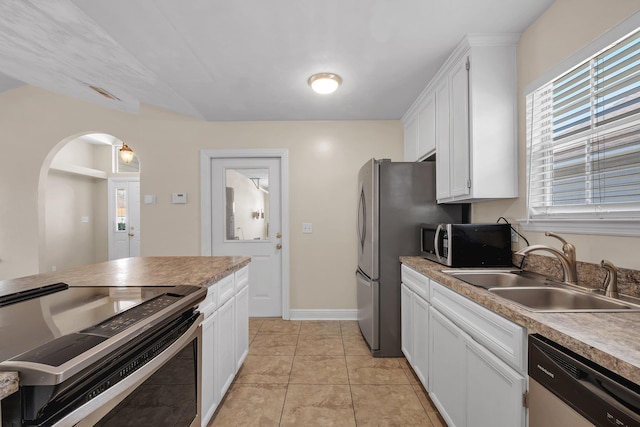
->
[119, 143, 135, 163]
[308, 73, 342, 94]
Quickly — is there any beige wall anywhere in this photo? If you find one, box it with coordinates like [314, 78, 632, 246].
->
[45, 171, 101, 271]
[44, 140, 110, 272]
[0, 86, 402, 311]
[473, 0, 640, 270]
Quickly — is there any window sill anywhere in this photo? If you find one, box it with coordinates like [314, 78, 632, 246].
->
[519, 219, 640, 237]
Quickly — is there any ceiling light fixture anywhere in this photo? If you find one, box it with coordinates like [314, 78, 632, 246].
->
[119, 143, 135, 163]
[308, 73, 342, 94]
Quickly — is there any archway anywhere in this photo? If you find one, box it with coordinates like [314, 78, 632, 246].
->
[37, 133, 140, 273]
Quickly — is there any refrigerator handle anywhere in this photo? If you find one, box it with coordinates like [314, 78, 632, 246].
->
[357, 188, 366, 250]
[434, 224, 443, 263]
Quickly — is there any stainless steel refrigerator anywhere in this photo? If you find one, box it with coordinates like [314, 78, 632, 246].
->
[356, 158, 467, 357]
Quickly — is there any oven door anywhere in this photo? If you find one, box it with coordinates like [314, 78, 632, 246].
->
[57, 313, 202, 427]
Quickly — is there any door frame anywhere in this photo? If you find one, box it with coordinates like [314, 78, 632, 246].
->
[200, 149, 290, 320]
[107, 177, 140, 260]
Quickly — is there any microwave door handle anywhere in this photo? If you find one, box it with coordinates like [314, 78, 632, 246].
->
[434, 224, 443, 262]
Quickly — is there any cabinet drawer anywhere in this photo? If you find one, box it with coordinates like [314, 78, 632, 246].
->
[430, 280, 525, 372]
[217, 274, 235, 306]
[401, 265, 429, 301]
[235, 266, 249, 291]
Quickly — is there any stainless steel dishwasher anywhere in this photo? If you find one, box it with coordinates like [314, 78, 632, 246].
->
[529, 334, 640, 427]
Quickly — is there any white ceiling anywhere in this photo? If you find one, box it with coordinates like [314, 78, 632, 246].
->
[0, 0, 555, 121]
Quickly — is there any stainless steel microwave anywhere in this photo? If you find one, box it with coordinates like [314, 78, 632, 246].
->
[420, 223, 513, 267]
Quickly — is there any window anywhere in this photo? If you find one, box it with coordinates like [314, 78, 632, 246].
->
[526, 28, 640, 229]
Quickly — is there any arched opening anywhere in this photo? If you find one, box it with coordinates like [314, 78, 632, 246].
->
[37, 133, 140, 273]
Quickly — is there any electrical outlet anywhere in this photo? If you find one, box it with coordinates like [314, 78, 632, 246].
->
[302, 223, 313, 234]
[511, 224, 519, 243]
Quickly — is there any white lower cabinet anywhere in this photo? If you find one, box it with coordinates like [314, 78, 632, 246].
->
[465, 334, 526, 427]
[234, 284, 249, 370]
[411, 293, 429, 386]
[200, 311, 218, 425]
[430, 306, 527, 427]
[216, 297, 235, 400]
[200, 265, 250, 427]
[430, 308, 466, 427]
[401, 284, 414, 364]
[401, 265, 431, 388]
[401, 265, 527, 427]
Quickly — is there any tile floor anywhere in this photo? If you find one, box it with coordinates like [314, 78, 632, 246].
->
[208, 318, 446, 427]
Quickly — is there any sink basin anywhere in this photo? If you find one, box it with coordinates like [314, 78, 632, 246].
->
[444, 269, 640, 312]
[489, 287, 640, 312]
[444, 270, 559, 289]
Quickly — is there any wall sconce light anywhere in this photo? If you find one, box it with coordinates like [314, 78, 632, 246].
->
[119, 143, 135, 163]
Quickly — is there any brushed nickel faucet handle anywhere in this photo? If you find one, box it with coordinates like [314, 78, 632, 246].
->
[545, 231, 576, 261]
[601, 259, 619, 299]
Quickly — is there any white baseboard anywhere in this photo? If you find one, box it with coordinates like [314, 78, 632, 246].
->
[288, 309, 358, 321]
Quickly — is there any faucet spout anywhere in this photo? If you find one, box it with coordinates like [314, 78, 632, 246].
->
[516, 244, 578, 285]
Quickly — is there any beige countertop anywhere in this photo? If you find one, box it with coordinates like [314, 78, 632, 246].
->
[0, 256, 250, 400]
[401, 256, 640, 386]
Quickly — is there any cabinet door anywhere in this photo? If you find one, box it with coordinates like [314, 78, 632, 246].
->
[435, 79, 451, 200]
[216, 297, 235, 400]
[411, 293, 429, 388]
[449, 55, 471, 198]
[418, 94, 436, 159]
[429, 308, 466, 427]
[201, 313, 218, 427]
[401, 284, 413, 363]
[465, 336, 526, 427]
[235, 285, 249, 370]
[404, 114, 419, 161]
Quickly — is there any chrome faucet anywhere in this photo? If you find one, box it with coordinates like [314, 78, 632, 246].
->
[516, 231, 578, 285]
[600, 259, 619, 299]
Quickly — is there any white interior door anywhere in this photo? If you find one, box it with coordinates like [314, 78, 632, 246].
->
[211, 157, 283, 317]
[108, 179, 140, 260]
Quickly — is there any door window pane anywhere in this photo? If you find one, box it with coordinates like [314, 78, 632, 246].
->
[224, 168, 269, 241]
[116, 188, 127, 232]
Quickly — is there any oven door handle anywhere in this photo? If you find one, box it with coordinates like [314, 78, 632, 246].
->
[57, 313, 203, 427]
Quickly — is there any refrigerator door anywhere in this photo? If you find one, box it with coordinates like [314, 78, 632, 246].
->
[357, 159, 378, 280]
[356, 269, 378, 350]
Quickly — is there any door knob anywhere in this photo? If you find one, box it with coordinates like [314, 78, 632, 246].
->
[276, 232, 282, 238]
[276, 243, 282, 249]
[128, 233, 134, 237]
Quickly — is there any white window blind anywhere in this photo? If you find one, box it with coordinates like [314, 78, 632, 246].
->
[526, 28, 640, 221]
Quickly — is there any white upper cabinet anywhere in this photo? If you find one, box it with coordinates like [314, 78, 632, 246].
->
[402, 34, 519, 203]
[417, 93, 437, 159]
[403, 93, 437, 162]
[403, 114, 419, 162]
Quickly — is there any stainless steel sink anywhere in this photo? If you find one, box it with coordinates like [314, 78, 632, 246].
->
[489, 287, 640, 312]
[443, 269, 640, 312]
[444, 270, 559, 289]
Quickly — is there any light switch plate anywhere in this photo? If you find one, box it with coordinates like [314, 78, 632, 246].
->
[302, 223, 313, 234]
[172, 192, 188, 204]
[144, 194, 157, 204]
